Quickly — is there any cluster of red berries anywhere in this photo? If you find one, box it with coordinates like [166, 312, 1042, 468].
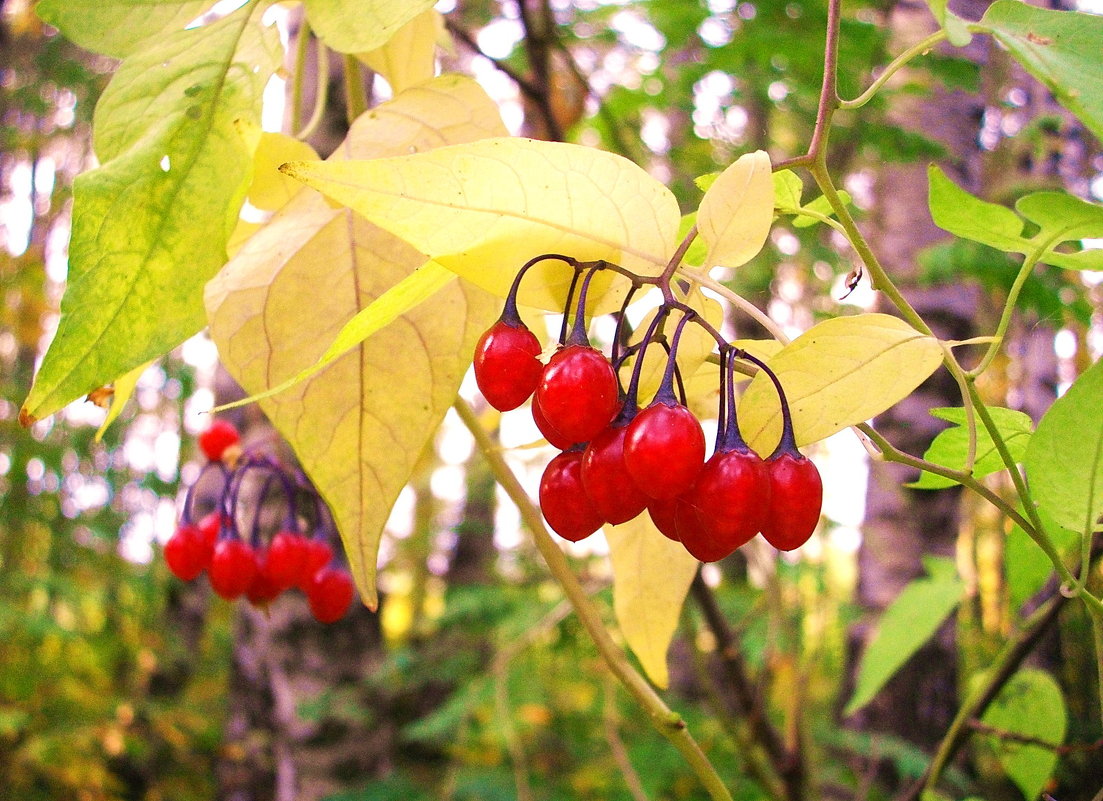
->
[473, 255, 823, 561]
[164, 419, 355, 623]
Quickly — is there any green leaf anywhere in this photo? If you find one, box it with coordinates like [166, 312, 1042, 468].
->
[792, 189, 852, 229]
[1024, 358, 1103, 537]
[1006, 512, 1079, 613]
[303, 0, 437, 53]
[772, 170, 803, 210]
[911, 407, 1033, 490]
[35, 0, 217, 58]
[977, 1, 1103, 141]
[981, 669, 1067, 801]
[21, 3, 281, 424]
[928, 166, 1103, 270]
[844, 556, 964, 716]
[924, 0, 972, 46]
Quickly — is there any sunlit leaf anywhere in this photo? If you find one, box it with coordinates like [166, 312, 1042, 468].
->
[93, 361, 151, 441]
[280, 138, 681, 313]
[844, 557, 963, 716]
[981, 669, 1067, 801]
[304, 0, 437, 53]
[21, 3, 281, 425]
[697, 150, 773, 270]
[977, 1, 1103, 141]
[737, 313, 944, 454]
[239, 125, 320, 211]
[911, 407, 1033, 489]
[772, 170, 803, 210]
[35, 0, 217, 58]
[605, 515, 699, 689]
[359, 8, 442, 94]
[1025, 357, 1103, 537]
[205, 75, 507, 608]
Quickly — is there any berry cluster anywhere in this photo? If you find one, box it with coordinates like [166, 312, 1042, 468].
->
[164, 420, 355, 623]
[473, 255, 823, 561]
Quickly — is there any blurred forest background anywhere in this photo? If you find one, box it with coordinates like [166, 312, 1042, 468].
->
[1, 0, 1102, 800]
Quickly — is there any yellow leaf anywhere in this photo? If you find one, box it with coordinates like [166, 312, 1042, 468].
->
[737, 313, 944, 453]
[358, 8, 441, 94]
[205, 75, 506, 609]
[94, 360, 152, 441]
[303, 0, 436, 54]
[280, 137, 680, 313]
[606, 515, 699, 689]
[248, 130, 320, 211]
[697, 151, 773, 270]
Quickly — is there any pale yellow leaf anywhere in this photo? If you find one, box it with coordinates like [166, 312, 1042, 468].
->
[205, 75, 506, 609]
[606, 515, 699, 689]
[248, 130, 320, 211]
[737, 313, 944, 454]
[94, 360, 152, 441]
[358, 8, 441, 94]
[303, 0, 436, 53]
[697, 151, 773, 270]
[280, 137, 680, 312]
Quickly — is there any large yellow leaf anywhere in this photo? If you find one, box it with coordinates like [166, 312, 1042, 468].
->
[280, 138, 681, 313]
[737, 313, 944, 453]
[605, 515, 699, 689]
[204, 75, 506, 608]
[696, 151, 773, 270]
[359, 8, 442, 94]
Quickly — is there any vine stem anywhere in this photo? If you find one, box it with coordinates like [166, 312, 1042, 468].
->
[454, 398, 735, 801]
[838, 30, 948, 110]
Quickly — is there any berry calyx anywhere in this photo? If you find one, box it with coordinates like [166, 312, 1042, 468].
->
[535, 345, 619, 445]
[761, 451, 822, 551]
[623, 400, 705, 500]
[307, 566, 356, 623]
[473, 319, 544, 411]
[581, 417, 648, 525]
[209, 538, 258, 599]
[198, 419, 240, 462]
[164, 523, 209, 581]
[539, 449, 604, 542]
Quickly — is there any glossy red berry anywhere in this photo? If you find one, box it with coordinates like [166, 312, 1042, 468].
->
[761, 452, 822, 551]
[623, 401, 705, 500]
[197, 511, 225, 549]
[581, 422, 648, 525]
[246, 548, 283, 606]
[209, 538, 258, 599]
[297, 539, 334, 590]
[647, 496, 682, 542]
[535, 345, 619, 445]
[691, 449, 770, 554]
[198, 419, 240, 462]
[539, 450, 604, 542]
[473, 320, 544, 411]
[164, 523, 208, 581]
[531, 393, 576, 450]
[266, 530, 308, 590]
[307, 566, 356, 623]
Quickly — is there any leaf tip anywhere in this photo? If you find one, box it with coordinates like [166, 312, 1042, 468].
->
[18, 406, 38, 428]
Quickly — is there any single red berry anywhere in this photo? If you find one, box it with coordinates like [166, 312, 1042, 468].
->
[539, 450, 604, 542]
[677, 494, 739, 562]
[623, 401, 705, 500]
[164, 523, 208, 581]
[647, 497, 681, 542]
[297, 539, 334, 590]
[531, 392, 576, 450]
[197, 511, 225, 548]
[473, 320, 544, 411]
[267, 530, 308, 590]
[198, 419, 240, 462]
[581, 422, 648, 525]
[691, 449, 770, 553]
[761, 451, 822, 551]
[307, 566, 356, 623]
[246, 548, 283, 606]
[535, 345, 619, 445]
[209, 538, 258, 599]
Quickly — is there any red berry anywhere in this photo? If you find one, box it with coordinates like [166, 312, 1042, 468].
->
[198, 419, 240, 461]
[297, 539, 334, 590]
[164, 523, 208, 581]
[691, 449, 770, 553]
[246, 548, 283, 606]
[267, 530, 308, 590]
[581, 423, 648, 525]
[623, 401, 705, 500]
[539, 450, 604, 542]
[677, 495, 738, 562]
[531, 392, 576, 450]
[197, 511, 225, 548]
[535, 345, 619, 445]
[647, 497, 682, 542]
[761, 452, 822, 551]
[209, 539, 258, 599]
[473, 320, 544, 411]
[307, 566, 356, 623]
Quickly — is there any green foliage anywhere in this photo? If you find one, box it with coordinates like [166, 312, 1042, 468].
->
[911, 407, 1033, 490]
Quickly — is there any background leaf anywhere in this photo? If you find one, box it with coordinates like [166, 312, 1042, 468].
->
[35, 0, 216, 58]
[605, 516, 699, 689]
[844, 557, 963, 716]
[280, 138, 680, 313]
[737, 313, 944, 454]
[304, 0, 438, 54]
[911, 407, 1033, 490]
[697, 150, 773, 270]
[1024, 357, 1103, 536]
[359, 8, 443, 94]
